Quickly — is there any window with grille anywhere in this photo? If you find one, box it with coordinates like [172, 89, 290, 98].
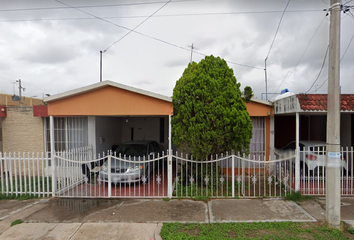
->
[45, 117, 88, 152]
[250, 117, 265, 159]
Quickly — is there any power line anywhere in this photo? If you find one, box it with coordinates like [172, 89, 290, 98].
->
[104, 0, 172, 51]
[0, 10, 324, 23]
[265, 0, 290, 59]
[315, 4, 354, 92]
[305, 45, 329, 93]
[54, 0, 261, 70]
[341, 30, 354, 61]
[0, 0, 197, 12]
[269, 16, 327, 97]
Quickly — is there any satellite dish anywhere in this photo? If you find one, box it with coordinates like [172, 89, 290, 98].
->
[12, 95, 20, 101]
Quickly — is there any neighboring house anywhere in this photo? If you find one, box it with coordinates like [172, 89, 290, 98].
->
[0, 94, 45, 153]
[245, 98, 274, 159]
[273, 93, 354, 149]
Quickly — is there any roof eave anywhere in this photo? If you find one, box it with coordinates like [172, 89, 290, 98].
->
[44, 80, 172, 103]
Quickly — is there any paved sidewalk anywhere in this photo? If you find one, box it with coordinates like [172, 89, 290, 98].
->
[0, 197, 353, 240]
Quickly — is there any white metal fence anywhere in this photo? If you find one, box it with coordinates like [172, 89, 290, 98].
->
[297, 147, 354, 196]
[0, 152, 51, 197]
[1, 147, 354, 198]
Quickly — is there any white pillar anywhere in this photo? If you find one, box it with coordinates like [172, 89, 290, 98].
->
[50, 116, 56, 196]
[295, 112, 300, 191]
[168, 115, 172, 198]
[270, 115, 275, 160]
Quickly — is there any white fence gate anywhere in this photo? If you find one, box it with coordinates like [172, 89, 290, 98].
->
[1, 147, 354, 198]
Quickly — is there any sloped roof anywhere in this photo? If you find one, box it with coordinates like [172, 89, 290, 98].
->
[44, 80, 172, 103]
[298, 94, 354, 111]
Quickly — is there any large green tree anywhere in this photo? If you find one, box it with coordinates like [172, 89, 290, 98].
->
[171, 55, 253, 160]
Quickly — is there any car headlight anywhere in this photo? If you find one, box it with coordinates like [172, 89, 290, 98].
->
[101, 165, 108, 172]
[126, 165, 143, 173]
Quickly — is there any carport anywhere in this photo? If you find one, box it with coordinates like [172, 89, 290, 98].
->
[273, 93, 354, 192]
[273, 93, 354, 149]
[44, 80, 173, 156]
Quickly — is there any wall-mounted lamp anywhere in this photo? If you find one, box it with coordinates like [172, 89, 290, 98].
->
[126, 118, 129, 123]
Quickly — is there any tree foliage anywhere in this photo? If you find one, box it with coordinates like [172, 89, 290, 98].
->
[171, 55, 253, 160]
[242, 86, 253, 103]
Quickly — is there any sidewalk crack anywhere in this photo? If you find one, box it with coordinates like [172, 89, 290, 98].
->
[68, 223, 83, 240]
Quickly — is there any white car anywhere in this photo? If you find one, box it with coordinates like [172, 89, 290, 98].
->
[281, 140, 347, 174]
[99, 140, 161, 184]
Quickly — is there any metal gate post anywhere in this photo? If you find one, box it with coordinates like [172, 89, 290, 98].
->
[108, 155, 111, 198]
[232, 153, 235, 198]
[242, 154, 245, 196]
[168, 153, 172, 198]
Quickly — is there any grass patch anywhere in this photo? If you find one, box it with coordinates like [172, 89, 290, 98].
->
[0, 176, 52, 200]
[0, 193, 39, 200]
[193, 196, 210, 202]
[160, 222, 353, 239]
[285, 191, 314, 202]
[10, 219, 23, 227]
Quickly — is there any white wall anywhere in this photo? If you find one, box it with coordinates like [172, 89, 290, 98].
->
[121, 117, 169, 151]
[90, 116, 169, 154]
[95, 117, 122, 154]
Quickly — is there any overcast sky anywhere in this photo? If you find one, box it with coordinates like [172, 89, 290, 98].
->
[0, 0, 353, 101]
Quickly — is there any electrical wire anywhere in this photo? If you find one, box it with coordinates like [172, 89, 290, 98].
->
[265, 0, 290, 59]
[54, 0, 262, 70]
[269, 16, 327, 97]
[305, 45, 329, 93]
[104, 0, 172, 51]
[0, 10, 324, 23]
[315, 6, 354, 92]
[0, 0, 197, 12]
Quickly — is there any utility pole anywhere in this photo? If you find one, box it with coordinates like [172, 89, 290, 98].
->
[264, 58, 268, 101]
[18, 79, 22, 106]
[100, 51, 103, 82]
[16, 79, 25, 106]
[189, 43, 194, 63]
[326, 0, 341, 229]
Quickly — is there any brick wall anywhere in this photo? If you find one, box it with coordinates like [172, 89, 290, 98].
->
[2, 106, 45, 153]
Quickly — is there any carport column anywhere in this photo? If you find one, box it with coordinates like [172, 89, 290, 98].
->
[50, 116, 56, 197]
[168, 115, 172, 198]
[295, 112, 300, 191]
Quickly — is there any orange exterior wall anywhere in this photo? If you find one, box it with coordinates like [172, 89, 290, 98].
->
[245, 101, 273, 159]
[47, 88, 273, 158]
[47, 86, 173, 116]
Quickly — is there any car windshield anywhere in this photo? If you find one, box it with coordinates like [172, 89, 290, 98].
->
[116, 144, 147, 157]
